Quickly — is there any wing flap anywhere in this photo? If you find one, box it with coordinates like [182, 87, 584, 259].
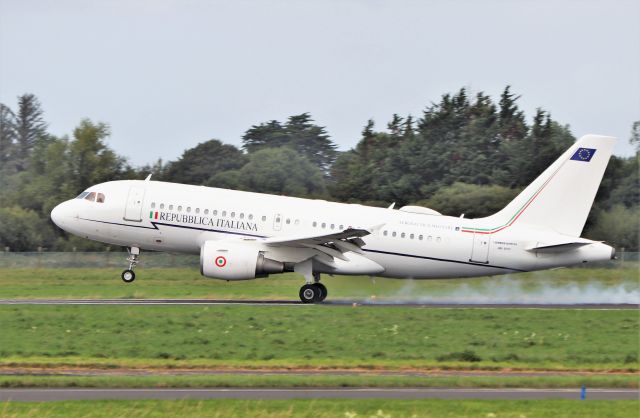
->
[261, 227, 371, 247]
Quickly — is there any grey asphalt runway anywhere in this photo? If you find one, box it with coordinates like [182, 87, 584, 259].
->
[0, 299, 637, 309]
[1, 388, 638, 401]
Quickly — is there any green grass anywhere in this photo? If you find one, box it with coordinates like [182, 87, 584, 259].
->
[0, 374, 637, 389]
[0, 267, 637, 300]
[1, 399, 638, 418]
[0, 305, 637, 371]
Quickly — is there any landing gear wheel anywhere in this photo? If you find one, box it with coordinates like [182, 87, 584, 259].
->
[299, 284, 321, 303]
[314, 283, 327, 302]
[121, 269, 136, 283]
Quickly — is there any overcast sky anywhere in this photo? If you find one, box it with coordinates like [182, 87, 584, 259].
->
[1, 0, 638, 166]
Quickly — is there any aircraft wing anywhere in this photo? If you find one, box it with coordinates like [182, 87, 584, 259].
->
[238, 227, 381, 261]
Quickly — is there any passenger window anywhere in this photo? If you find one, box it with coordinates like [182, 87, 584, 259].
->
[222, 211, 227, 217]
[383, 230, 388, 236]
[178, 206, 183, 212]
[392, 231, 397, 237]
[187, 207, 192, 213]
[410, 233, 414, 239]
[401, 232, 406, 238]
[321, 222, 326, 228]
[286, 219, 291, 224]
[84, 192, 96, 202]
[97, 193, 105, 203]
[195, 208, 200, 214]
[169, 205, 174, 210]
[330, 224, 334, 229]
[436, 237, 442, 243]
[160, 203, 165, 210]
[248, 214, 254, 220]
[231, 212, 235, 218]
[204, 209, 209, 215]
[313, 221, 317, 227]
[261, 216, 267, 221]
[240, 213, 244, 219]
[151, 202, 156, 209]
[339, 225, 344, 230]
[294, 219, 299, 225]
[419, 235, 423, 240]
[213, 210, 218, 216]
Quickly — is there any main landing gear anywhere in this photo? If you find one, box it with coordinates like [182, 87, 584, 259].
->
[299, 272, 328, 303]
[121, 247, 139, 283]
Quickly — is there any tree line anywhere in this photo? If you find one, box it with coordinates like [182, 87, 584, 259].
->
[0, 88, 637, 251]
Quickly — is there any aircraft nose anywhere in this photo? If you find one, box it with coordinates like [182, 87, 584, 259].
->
[51, 202, 70, 229]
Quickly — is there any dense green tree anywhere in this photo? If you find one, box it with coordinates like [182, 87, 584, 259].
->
[419, 182, 520, 218]
[242, 113, 337, 172]
[67, 119, 128, 192]
[0, 206, 55, 251]
[209, 147, 326, 197]
[164, 139, 247, 185]
[630, 120, 639, 152]
[242, 120, 289, 152]
[585, 205, 639, 250]
[14, 94, 47, 171]
[0, 103, 16, 169]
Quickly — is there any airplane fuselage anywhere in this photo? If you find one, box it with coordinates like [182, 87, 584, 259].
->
[51, 179, 613, 280]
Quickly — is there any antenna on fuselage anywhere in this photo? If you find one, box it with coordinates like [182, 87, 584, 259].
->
[144, 174, 152, 182]
[387, 202, 395, 209]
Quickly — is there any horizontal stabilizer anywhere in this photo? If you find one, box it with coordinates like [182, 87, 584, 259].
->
[526, 238, 594, 253]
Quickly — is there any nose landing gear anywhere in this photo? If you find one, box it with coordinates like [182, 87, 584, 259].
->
[121, 247, 139, 283]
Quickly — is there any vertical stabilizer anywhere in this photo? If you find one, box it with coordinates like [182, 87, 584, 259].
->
[480, 134, 616, 237]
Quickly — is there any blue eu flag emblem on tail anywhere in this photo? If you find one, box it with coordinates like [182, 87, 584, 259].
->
[570, 148, 596, 162]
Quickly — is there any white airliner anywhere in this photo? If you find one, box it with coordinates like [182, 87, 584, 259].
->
[51, 134, 616, 302]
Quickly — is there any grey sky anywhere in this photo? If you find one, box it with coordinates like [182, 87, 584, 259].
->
[1, 0, 638, 166]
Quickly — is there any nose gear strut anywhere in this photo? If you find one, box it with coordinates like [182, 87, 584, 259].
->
[121, 247, 139, 283]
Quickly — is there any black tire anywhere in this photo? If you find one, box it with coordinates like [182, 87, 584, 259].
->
[314, 283, 328, 302]
[121, 269, 136, 283]
[299, 284, 319, 303]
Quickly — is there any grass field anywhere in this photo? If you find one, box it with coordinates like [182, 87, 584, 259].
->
[1, 399, 638, 418]
[1, 305, 637, 371]
[0, 267, 637, 301]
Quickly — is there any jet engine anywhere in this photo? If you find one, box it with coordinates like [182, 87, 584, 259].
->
[200, 240, 284, 280]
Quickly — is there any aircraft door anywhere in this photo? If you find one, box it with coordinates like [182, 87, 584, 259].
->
[469, 233, 490, 264]
[273, 213, 282, 231]
[123, 186, 145, 222]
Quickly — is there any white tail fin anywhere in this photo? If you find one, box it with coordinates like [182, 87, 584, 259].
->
[481, 134, 616, 237]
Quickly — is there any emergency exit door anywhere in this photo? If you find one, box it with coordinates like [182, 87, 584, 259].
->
[469, 233, 490, 264]
[124, 186, 145, 222]
[273, 213, 282, 231]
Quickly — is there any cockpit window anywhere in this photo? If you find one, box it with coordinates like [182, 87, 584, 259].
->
[97, 193, 105, 203]
[84, 192, 96, 202]
[76, 192, 89, 199]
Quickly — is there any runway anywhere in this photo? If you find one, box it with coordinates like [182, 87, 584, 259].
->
[0, 299, 636, 309]
[1, 388, 637, 401]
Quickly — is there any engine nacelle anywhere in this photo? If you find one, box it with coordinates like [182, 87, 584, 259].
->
[200, 240, 284, 280]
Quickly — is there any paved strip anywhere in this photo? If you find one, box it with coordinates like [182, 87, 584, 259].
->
[0, 388, 638, 401]
[0, 299, 636, 309]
